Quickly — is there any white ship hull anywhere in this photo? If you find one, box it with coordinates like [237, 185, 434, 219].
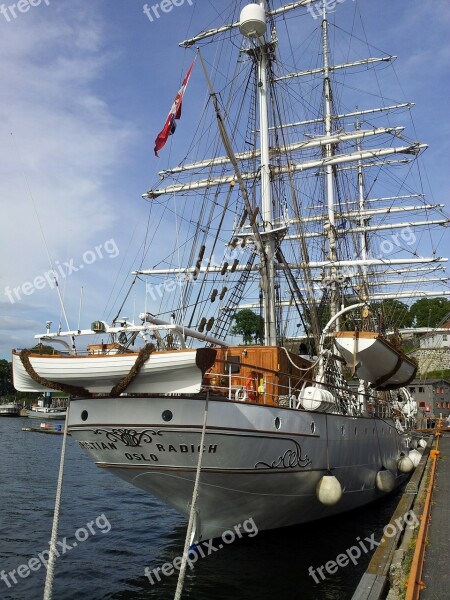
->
[12, 349, 214, 395]
[68, 395, 411, 540]
[334, 332, 417, 390]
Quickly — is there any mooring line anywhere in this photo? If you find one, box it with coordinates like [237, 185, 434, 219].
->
[174, 392, 209, 600]
[43, 404, 70, 600]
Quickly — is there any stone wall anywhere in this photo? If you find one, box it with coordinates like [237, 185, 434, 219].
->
[410, 347, 450, 374]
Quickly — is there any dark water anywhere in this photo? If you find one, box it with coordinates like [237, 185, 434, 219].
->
[1, 417, 402, 599]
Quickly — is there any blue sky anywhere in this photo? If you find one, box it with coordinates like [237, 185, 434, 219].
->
[0, 0, 449, 360]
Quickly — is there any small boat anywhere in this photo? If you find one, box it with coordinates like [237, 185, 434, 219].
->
[27, 407, 67, 420]
[0, 402, 21, 417]
[333, 331, 417, 391]
[22, 423, 65, 435]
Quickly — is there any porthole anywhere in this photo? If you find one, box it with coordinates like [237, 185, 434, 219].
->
[310, 422, 316, 434]
[354, 427, 358, 436]
[162, 410, 173, 422]
[365, 427, 368, 435]
[274, 417, 281, 430]
[341, 425, 345, 436]
[81, 410, 88, 422]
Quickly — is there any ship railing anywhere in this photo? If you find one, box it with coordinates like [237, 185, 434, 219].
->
[203, 370, 296, 406]
[203, 370, 349, 410]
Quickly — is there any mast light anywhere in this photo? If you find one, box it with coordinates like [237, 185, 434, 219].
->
[239, 4, 266, 38]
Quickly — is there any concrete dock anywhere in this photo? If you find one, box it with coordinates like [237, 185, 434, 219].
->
[352, 427, 450, 600]
[420, 431, 450, 599]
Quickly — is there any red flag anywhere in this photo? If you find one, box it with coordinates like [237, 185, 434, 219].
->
[154, 59, 195, 157]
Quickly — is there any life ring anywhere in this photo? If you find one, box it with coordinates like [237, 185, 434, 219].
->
[235, 387, 247, 402]
[245, 374, 256, 401]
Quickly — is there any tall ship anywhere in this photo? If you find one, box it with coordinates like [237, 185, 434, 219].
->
[12, 0, 449, 541]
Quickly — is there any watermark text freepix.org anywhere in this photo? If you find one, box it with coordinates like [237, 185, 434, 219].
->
[145, 246, 244, 302]
[4, 238, 119, 304]
[0, 514, 111, 589]
[0, 0, 50, 22]
[308, 509, 419, 583]
[306, 0, 356, 20]
[143, 0, 193, 23]
[144, 517, 258, 585]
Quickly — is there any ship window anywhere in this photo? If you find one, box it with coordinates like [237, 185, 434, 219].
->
[409, 387, 416, 393]
[341, 425, 345, 436]
[162, 410, 173, 422]
[354, 427, 357, 436]
[81, 410, 88, 421]
[419, 387, 424, 393]
[419, 402, 426, 407]
[310, 422, 316, 434]
[227, 355, 241, 374]
[274, 417, 281, 430]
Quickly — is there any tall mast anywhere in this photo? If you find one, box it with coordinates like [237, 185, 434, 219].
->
[321, 1, 339, 321]
[240, 1, 277, 346]
[356, 119, 369, 414]
[356, 119, 369, 297]
[258, 0, 277, 346]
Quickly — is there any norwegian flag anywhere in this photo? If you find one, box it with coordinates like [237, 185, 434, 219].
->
[154, 59, 195, 157]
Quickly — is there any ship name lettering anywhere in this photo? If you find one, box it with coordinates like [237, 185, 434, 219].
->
[78, 441, 117, 451]
[155, 443, 218, 453]
[124, 452, 159, 462]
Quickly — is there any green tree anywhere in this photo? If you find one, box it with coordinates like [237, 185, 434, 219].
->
[230, 309, 264, 345]
[0, 359, 15, 397]
[374, 299, 413, 329]
[31, 344, 57, 355]
[409, 298, 450, 328]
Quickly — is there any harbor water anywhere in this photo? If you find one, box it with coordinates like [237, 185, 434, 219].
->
[1, 417, 403, 599]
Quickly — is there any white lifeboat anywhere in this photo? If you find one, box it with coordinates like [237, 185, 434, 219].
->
[333, 331, 417, 391]
[12, 347, 216, 395]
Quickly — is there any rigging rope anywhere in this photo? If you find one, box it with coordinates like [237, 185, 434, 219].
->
[281, 346, 321, 371]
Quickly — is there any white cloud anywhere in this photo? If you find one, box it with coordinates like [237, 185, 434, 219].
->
[0, 2, 138, 358]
